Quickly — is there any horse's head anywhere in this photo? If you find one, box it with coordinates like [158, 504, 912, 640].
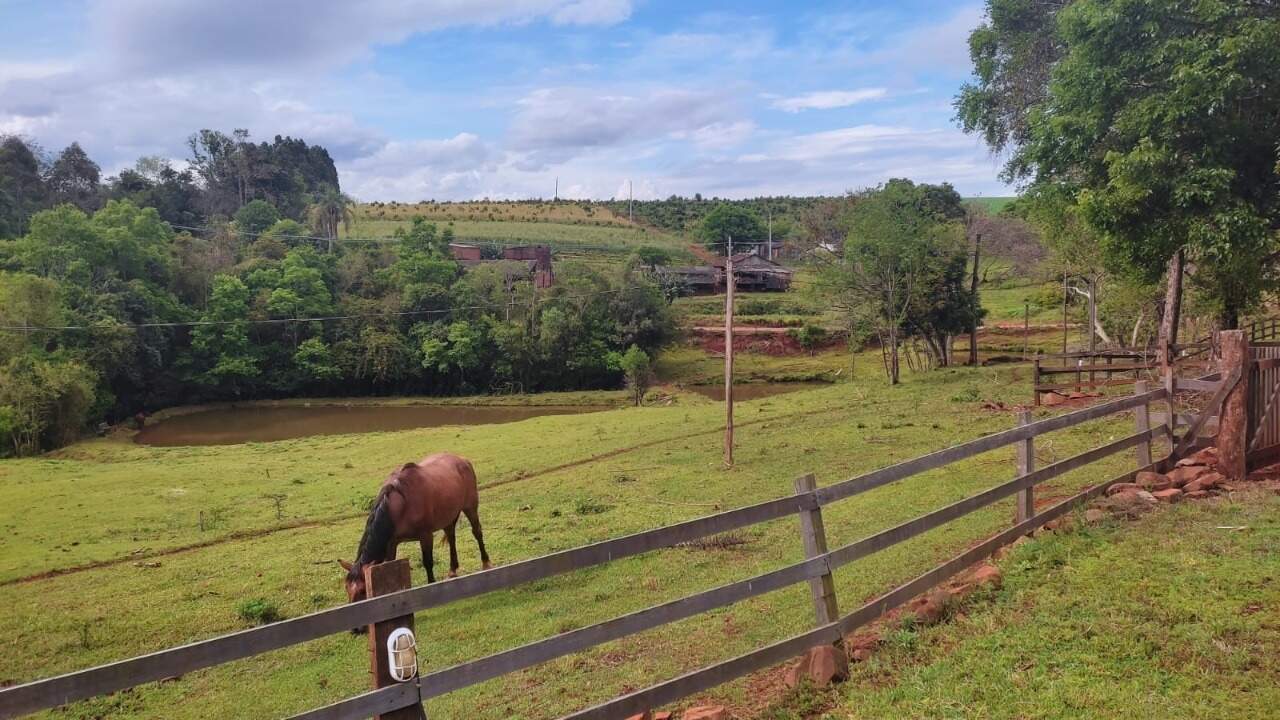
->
[337, 559, 367, 603]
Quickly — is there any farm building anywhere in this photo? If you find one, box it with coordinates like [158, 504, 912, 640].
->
[659, 254, 793, 294]
[709, 253, 794, 292]
[448, 243, 555, 288]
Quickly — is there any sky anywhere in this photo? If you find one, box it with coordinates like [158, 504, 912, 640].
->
[0, 0, 1012, 202]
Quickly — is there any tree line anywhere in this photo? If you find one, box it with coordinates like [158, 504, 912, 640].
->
[0, 136, 673, 456]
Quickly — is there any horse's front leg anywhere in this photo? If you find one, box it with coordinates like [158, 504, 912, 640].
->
[419, 535, 435, 584]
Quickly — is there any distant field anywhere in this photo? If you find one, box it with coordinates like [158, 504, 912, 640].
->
[354, 200, 634, 227]
[346, 217, 693, 257]
[963, 196, 1017, 214]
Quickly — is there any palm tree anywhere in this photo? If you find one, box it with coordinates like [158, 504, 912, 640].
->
[307, 186, 354, 252]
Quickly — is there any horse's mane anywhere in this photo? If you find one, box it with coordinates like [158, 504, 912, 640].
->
[349, 473, 408, 580]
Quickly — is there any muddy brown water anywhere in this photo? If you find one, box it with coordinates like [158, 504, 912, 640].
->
[682, 382, 828, 401]
[134, 404, 606, 447]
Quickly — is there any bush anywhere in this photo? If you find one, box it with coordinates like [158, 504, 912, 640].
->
[787, 323, 828, 354]
[236, 598, 282, 625]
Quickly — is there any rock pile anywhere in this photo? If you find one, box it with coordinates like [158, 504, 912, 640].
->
[1101, 446, 1228, 510]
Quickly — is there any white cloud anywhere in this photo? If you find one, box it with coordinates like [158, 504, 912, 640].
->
[771, 88, 887, 113]
[88, 0, 636, 74]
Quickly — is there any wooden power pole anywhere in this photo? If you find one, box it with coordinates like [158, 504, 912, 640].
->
[724, 236, 735, 467]
[969, 233, 981, 366]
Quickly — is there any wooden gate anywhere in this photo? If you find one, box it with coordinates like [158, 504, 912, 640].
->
[1247, 343, 1280, 459]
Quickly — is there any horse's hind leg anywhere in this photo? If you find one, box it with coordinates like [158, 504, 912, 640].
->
[464, 506, 492, 570]
[419, 535, 435, 584]
[444, 520, 460, 578]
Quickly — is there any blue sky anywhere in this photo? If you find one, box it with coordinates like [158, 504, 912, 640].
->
[0, 0, 1012, 201]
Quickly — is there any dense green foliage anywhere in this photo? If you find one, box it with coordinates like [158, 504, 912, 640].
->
[0, 129, 340, 237]
[957, 0, 1280, 326]
[695, 203, 766, 254]
[825, 180, 981, 383]
[601, 195, 813, 237]
[0, 203, 673, 455]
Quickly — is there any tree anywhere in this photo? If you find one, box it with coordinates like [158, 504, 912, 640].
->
[618, 345, 652, 406]
[0, 135, 49, 237]
[957, 0, 1280, 328]
[191, 275, 258, 396]
[827, 180, 976, 384]
[696, 203, 765, 255]
[234, 199, 281, 237]
[46, 142, 101, 211]
[307, 186, 354, 252]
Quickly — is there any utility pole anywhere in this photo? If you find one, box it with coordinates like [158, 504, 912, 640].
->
[554, 177, 558, 202]
[724, 235, 735, 467]
[1062, 274, 1069, 355]
[766, 208, 773, 261]
[969, 232, 981, 366]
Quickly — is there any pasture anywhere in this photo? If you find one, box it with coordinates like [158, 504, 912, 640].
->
[0, 359, 1151, 719]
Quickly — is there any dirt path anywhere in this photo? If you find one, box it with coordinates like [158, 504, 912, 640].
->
[1, 402, 850, 587]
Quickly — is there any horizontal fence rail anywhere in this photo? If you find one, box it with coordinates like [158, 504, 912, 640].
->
[0, 387, 1170, 720]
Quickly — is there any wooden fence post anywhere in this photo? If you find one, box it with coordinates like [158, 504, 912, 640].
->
[364, 559, 426, 720]
[1015, 411, 1034, 526]
[793, 474, 839, 629]
[1218, 330, 1249, 481]
[1163, 366, 1178, 445]
[1033, 359, 1041, 407]
[1133, 380, 1152, 467]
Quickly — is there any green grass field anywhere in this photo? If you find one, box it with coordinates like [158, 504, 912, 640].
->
[771, 486, 1279, 720]
[0, 349, 1163, 719]
[346, 218, 692, 254]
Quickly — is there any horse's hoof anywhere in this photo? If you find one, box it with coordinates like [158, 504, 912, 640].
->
[447, 571, 457, 579]
[482, 562, 492, 571]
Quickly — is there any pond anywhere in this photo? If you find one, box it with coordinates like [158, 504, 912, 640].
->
[682, 382, 829, 402]
[134, 403, 607, 447]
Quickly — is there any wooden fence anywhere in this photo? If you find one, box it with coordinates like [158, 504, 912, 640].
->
[1031, 317, 1280, 406]
[0, 388, 1176, 720]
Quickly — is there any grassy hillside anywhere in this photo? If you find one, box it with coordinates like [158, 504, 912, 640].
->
[0, 356, 1153, 719]
[801, 486, 1279, 719]
[963, 196, 1018, 214]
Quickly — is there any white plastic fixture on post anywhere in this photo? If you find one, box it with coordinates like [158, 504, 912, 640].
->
[386, 627, 418, 682]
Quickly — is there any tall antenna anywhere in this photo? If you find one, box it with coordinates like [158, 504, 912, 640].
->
[554, 177, 558, 202]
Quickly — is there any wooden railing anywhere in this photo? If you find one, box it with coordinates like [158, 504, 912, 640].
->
[0, 389, 1173, 720]
[1032, 350, 1157, 405]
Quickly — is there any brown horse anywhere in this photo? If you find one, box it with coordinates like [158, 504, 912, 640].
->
[339, 453, 491, 602]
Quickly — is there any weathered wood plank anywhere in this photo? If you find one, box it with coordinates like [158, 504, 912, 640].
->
[1036, 378, 1147, 392]
[559, 460, 1163, 720]
[1134, 381, 1152, 468]
[1035, 363, 1153, 374]
[0, 493, 814, 717]
[286, 686, 418, 720]
[794, 474, 840, 627]
[1015, 410, 1035, 526]
[817, 390, 1164, 506]
[1176, 378, 1222, 392]
[825, 429, 1154, 570]
[418, 557, 828, 699]
[1176, 368, 1241, 458]
[556, 623, 842, 720]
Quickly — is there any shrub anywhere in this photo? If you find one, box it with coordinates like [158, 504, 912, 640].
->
[236, 598, 282, 625]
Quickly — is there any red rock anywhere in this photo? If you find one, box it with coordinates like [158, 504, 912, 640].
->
[1136, 471, 1171, 491]
[784, 645, 848, 689]
[1106, 482, 1141, 496]
[1153, 488, 1183, 503]
[654, 713, 674, 720]
[683, 706, 728, 720]
[1176, 447, 1219, 467]
[625, 713, 652, 720]
[851, 647, 874, 662]
[972, 564, 1003, 589]
[1041, 392, 1068, 406]
[906, 589, 951, 626]
[1185, 490, 1211, 500]
[1084, 508, 1106, 523]
[1167, 465, 1210, 488]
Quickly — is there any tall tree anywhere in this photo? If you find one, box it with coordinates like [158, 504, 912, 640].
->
[957, 0, 1280, 328]
[307, 186, 354, 252]
[696, 203, 765, 255]
[0, 136, 49, 237]
[46, 142, 101, 211]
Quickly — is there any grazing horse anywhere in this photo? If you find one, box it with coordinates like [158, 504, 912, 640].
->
[339, 453, 491, 602]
